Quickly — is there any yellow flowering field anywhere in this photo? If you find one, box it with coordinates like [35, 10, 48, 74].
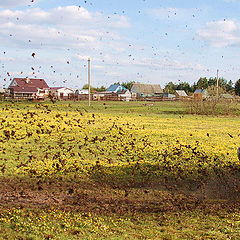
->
[0, 101, 239, 182]
[0, 101, 240, 239]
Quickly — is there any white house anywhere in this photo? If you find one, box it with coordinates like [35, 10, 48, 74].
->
[118, 89, 132, 101]
[75, 89, 89, 95]
[49, 87, 75, 100]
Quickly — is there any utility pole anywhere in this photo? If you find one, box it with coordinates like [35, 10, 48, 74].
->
[216, 69, 219, 99]
[88, 58, 91, 107]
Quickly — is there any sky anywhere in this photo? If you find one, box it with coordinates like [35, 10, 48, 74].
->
[0, 0, 240, 88]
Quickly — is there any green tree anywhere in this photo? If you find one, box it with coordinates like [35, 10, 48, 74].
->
[164, 82, 177, 94]
[176, 82, 192, 94]
[82, 84, 96, 93]
[196, 77, 208, 89]
[113, 81, 135, 90]
[95, 86, 106, 92]
[235, 79, 240, 96]
[121, 81, 135, 90]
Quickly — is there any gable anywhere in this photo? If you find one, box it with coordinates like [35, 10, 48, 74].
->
[9, 79, 18, 87]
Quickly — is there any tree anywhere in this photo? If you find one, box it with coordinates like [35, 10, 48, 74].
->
[164, 82, 177, 94]
[176, 82, 192, 94]
[95, 86, 106, 92]
[121, 81, 135, 90]
[225, 80, 234, 92]
[235, 79, 240, 96]
[82, 84, 95, 93]
[113, 81, 135, 90]
[196, 77, 208, 89]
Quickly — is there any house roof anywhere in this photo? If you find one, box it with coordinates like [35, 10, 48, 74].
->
[118, 89, 129, 94]
[176, 90, 188, 97]
[194, 89, 207, 94]
[9, 78, 49, 93]
[131, 83, 163, 94]
[106, 84, 126, 93]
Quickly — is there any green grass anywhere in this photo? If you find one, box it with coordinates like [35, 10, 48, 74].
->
[0, 207, 239, 240]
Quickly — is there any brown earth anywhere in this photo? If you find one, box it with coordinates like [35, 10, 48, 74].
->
[0, 177, 239, 215]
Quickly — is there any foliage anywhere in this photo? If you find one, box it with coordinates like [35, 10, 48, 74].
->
[207, 85, 226, 97]
[114, 81, 135, 90]
[121, 81, 135, 90]
[235, 79, 240, 96]
[164, 77, 234, 94]
[82, 84, 106, 92]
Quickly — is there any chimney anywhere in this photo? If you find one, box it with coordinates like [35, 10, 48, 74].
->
[25, 77, 30, 84]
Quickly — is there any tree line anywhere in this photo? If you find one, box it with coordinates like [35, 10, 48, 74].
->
[83, 78, 240, 96]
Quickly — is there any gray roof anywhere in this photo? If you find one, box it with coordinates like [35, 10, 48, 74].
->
[194, 89, 207, 94]
[131, 83, 163, 94]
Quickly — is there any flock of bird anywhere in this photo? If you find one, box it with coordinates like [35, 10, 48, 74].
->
[0, 0, 233, 88]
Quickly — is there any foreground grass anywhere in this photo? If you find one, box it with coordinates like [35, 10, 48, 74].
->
[0, 207, 240, 240]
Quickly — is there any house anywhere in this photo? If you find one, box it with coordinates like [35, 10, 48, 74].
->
[106, 84, 127, 93]
[193, 89, 208, 100]
[162, 93, 176, 99]
[75, 89, 89, 95]
[131, 83, 163, 97]
[8, 78, 49, 99]
[118, 89, 132, 101]
[175, 90, 188, 98]
[75, 89, 90, 101]
[49, 87, 75, 100]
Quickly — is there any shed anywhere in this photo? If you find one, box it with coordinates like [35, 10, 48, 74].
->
[194, 89, 208, 100]
[175, 90, 188, 97]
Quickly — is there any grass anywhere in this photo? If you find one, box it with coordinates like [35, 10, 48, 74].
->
[0, 100, 240, 239]
[0, 207, 239, 240]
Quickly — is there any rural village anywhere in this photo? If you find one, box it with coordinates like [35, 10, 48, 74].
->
[0, 76, 239, 102]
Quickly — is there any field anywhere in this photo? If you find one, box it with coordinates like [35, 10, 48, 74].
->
[0, 100, 240, 239]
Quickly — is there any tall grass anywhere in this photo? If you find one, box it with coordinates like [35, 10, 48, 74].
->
[185, 99, 240, 116]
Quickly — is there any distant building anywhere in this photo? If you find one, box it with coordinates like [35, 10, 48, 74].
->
[75, 89, 89, 95]
[162, 93, 176, 99]
[49, 87, 75, 100]
[8, 78, 49, 99]
[194, 89, 208, 100]
[118, 89, 132, 101]
[106, 84, 127, 93]
[131, 83, 163, 97]
[175, 90, 188, 98]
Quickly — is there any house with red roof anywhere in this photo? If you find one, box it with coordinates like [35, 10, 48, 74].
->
[8, 78, 49, 99]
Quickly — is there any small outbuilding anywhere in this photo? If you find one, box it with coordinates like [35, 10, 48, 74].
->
[193, 89, 208, 100]
[175, 90, 188, 98]
[49, 87, 75, 100]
